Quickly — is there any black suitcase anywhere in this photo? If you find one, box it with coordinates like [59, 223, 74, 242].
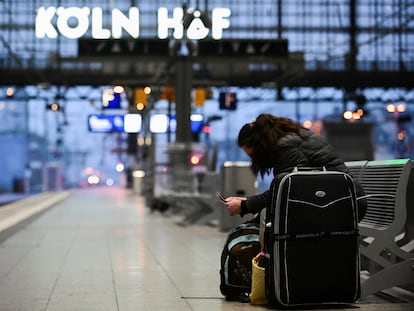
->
[264, 168, 361, 307]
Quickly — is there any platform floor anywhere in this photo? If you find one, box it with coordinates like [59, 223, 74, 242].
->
[0, 186, 413, 311]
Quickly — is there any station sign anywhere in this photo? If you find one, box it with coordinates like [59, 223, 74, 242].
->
[35, 6, 231, 40]
[149, 113, 204, 134]
[87, 114, 142, 133]
[78, 38, 288, 57]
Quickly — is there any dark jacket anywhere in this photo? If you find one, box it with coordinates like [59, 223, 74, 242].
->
[241, 129, 367, 221]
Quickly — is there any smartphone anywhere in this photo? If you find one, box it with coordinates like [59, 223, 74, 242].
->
[218, 194, 226, 203]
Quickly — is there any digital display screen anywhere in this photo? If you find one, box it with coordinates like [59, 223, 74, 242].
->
[124, 114, 142, 133]
[150, 114, 204, 134]
[149, 114, 169, 133]
[87, 114, 142, 133]
[102, 89, 122, 109]
[190, 114, 204, 133]
[219, 92, 237, 110]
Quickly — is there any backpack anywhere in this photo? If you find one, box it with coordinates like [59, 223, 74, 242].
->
[220, 221, 261, 302]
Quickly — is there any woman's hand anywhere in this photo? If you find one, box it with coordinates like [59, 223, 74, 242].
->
[224, 196, 247, 216]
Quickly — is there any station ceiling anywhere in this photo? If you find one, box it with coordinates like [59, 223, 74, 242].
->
[2, 54, 413, 89]
[1, 2, 413, 90]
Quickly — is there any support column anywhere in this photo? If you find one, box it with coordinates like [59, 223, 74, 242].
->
[175, 56, 192, 143]
[348, 0, 357, 73]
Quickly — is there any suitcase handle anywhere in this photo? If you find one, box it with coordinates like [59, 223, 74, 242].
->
[292, 166, 327, 172]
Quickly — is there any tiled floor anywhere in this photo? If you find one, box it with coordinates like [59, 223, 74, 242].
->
[0, 187, 413, 311]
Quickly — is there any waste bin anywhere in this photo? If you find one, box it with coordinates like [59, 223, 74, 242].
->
[219, 161, 257, 231]
[43, 162, 62, 191]
[12, 178, 25, 193]
[132, 170, 145, 195]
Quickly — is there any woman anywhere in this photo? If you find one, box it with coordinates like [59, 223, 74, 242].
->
[224, 113, 367, 220]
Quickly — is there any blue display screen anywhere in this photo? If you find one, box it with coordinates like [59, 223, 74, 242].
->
[87, 114, 142, 133]
[152, 114, 204, 134]
[88, 115, 124, 132]
[102, 90, 122, 109]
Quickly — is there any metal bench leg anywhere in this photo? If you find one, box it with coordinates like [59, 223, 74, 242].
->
[361, 258, 414, 299]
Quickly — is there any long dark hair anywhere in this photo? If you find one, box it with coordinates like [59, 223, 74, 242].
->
[237, 114, 307, 177]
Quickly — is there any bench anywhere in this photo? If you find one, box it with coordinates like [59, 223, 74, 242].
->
[151, 168, 220, 226]
[345, 159, 414, 299]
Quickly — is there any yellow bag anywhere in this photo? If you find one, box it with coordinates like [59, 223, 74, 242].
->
[249, 253, 268, 305]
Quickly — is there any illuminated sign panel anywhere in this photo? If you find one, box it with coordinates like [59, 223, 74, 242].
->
[124, 114, 142, 133]
[149, 114, 169, 134]
[88, 115, 124, 133]
[219, 92, 237, 110]
[88, 114, 142, 133]
[149, 114, 204, 134]
[102, 89, 122, 109]
[36, 7, 139, 39]
[157, 7, 230, 40]
[35, 6, 231, 40]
